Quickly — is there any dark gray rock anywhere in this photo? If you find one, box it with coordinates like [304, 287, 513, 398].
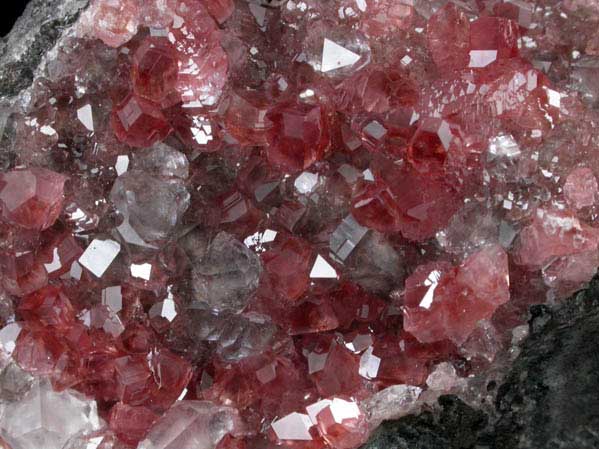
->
[362, 276, 599, 449]
[0, 0, 88, 100]
[362, 395, 488, 449]
[491, 278, 599, 449]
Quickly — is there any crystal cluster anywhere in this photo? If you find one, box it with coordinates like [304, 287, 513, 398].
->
[1, 0, 599, 448]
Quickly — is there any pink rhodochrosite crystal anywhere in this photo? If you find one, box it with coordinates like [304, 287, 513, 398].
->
[427, 3, 471, 72]
[1, 0, 599, 448]
[266, 102, 330, 172]
[403, 245, 510, 345]
[0, 168, 66, 231]
[564, 167, 598, 209]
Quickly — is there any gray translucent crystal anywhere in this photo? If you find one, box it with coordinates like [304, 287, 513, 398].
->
[570, 56, 599, 106]
[436, 202, 500, 255]
[137, 401, 239, 449]
[347, 232, 403, 295]
[329, 215, 369, 263]
[217, 313, 277, 361]
[0, 380, 102, 449]
[191, 232, 262, 313]
[134, 144, 190, 179]
[0, 360, 34, 402]
[110, 170, 190, 243]
[188, 307, 277, 362]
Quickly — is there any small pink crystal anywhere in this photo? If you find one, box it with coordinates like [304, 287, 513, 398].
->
[515, 208, 599, 268]
[83, 0, 140, 48]
[315, 398, 369, 449]
[111, 94, 171, 148]
[563, 167, 598, 209]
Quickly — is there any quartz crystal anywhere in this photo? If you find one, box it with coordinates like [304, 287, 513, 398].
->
[110, 170, 190, 242]
[191, 232, 262, 313]
[1, 0, 599, 447]
[137, 401, 241, 449]
[0, 380, 102, 449]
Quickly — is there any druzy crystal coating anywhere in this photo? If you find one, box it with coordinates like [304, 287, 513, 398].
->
[1, 0, 599, 448]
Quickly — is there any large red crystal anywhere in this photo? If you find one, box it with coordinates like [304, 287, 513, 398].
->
[111, 94, 171, 147]
[132, 37, 180, 105]
[403, 245, 510, 345]
[266, 102, 330, 172]
[0, 168, 66, 231]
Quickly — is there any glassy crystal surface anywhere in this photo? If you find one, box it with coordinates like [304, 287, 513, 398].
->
[0, 380, 102, 449]
[110, 171, 190, 243]
[191, 232, 262, 313]
[137, 401, 240, 449]
[1, 0, 599, 447]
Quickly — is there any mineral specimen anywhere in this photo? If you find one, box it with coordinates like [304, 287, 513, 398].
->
[0, 0, 598, 448]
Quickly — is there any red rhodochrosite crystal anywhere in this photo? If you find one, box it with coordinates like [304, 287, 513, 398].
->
[515, 208, 599, 268]
[469, 17, 520, 62]
[0, 168, 66, 231]
[132, 37, 179, 105]
[111, 94, 171, 147]
[427, 3, 470, 72]
[18, 286, 75, 330]
[3, 0, 599, 448]
[266, 102, 330, 172]
[351, 161, 462, 240]
[260, 236, 314, 302]
[403, 245, 510, 345]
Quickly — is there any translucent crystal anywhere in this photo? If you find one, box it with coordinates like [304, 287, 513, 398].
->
[110, 170, 190, 243]
[271, 413, 314, 441]
[134, 144, 190, 179]
[0, 360, 35, 402]
[329, 215, 369, 263]
[0, 380, 102, 449]
[137, 401, 240, 449]
[187, 307, 277, 361]
[363, 384, 422, 428]
[192, 232, 262, 313]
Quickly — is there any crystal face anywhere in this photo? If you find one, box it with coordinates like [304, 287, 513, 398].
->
[1, 0, 599, 448]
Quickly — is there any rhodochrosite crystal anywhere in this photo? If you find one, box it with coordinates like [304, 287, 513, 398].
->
[1, 0, 599, 448]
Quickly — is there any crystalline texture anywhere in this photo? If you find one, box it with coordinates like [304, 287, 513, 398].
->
[110, 170, 190, 243]
[137, 401, 240, 449]
[403, 245, 510, 345]
[0, 168, 66, 231]
[0, 380, 102, 449]
[192, 232, 262, 313]
[5, 0, 599, 448]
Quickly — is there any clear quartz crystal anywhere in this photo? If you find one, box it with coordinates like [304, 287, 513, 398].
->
[0, 380, 102, 449]
[110, 170, 190, 243]
[137, 401, 239, 449]
[191, 232, 262, 313]
[363, 385, 422, 428]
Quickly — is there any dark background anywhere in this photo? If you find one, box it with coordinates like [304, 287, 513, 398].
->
[2, 0, 31, 36]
